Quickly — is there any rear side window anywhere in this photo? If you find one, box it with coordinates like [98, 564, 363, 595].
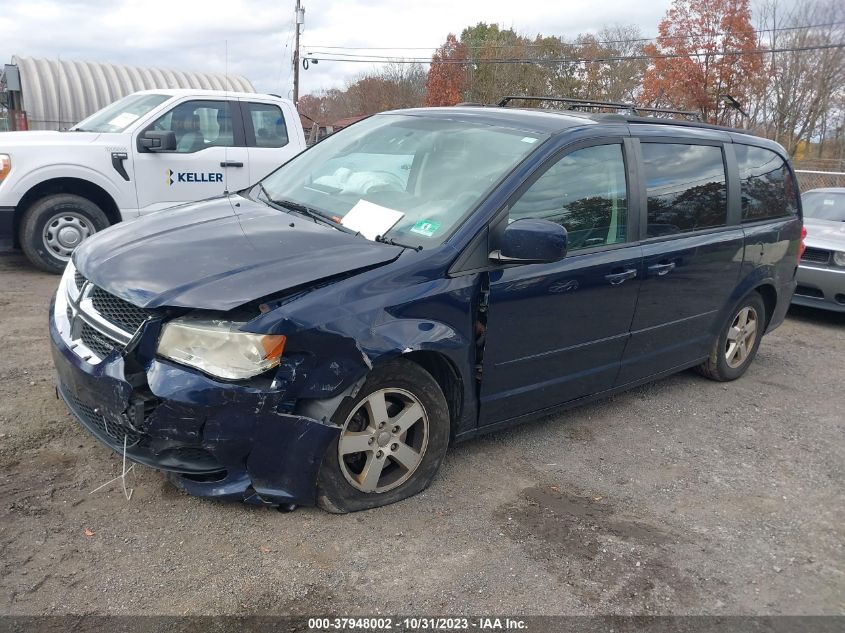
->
[246, 102, 288, 148]
[735, 145, 798, 221]
[641, 143, 728, 237]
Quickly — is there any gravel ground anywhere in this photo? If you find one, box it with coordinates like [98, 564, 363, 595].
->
[0, 251, 843, 616]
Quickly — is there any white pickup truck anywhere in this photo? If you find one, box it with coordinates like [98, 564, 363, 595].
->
[0, 89, 306, 272]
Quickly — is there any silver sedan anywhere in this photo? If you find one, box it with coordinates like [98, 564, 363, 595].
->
[793, 187, 845, 312]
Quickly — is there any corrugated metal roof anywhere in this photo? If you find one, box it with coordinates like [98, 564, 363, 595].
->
[10, 55, 255, 130]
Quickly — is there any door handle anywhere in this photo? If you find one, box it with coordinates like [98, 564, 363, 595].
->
[648, 262, 676, 276]
[220, 161, 244, 168]
[605, 269, 638, 285]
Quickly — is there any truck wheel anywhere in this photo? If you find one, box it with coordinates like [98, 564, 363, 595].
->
[20, 194, 110, 273]
[696, 292, 767, 382]
[316, 359, 450, 513]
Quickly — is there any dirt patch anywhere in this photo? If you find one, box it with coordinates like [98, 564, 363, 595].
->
[499, 485, 697, 611]
[522, 485, 674, 545]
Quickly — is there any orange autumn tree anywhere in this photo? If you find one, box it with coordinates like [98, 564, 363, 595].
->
[425, 34, 468, 106]
[642, 0, 763, 125]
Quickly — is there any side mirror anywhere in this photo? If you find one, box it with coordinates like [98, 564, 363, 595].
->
[139, 130, 176, 152]
[490, 218, 568, 264]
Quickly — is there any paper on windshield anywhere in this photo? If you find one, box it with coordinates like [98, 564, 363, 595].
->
[107, 112, 140, 128]
[341, 200, 404, 240]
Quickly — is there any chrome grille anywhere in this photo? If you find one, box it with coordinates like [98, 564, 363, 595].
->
[62, 266, 160, 364]
[80, 322, 117, 358]
[90, 287, 156, 332]
[801, 247, 831, 265]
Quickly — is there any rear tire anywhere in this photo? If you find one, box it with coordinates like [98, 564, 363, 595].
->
[696, 291, 767, 382]
[316, 359, 450, 513]
[20, 194, 109, 274]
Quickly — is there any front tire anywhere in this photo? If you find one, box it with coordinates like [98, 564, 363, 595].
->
[696, 291, 767, 382]
[20, 194, 109, 273]
[316, 359, 450, 513]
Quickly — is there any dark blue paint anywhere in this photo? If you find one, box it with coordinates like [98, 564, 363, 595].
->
[51, 107, 802, 507]
[72, 196, 404, 310]
[617, 228, 745, 384]
[480, 244, 643, 424]
[498, 218, 568, 262]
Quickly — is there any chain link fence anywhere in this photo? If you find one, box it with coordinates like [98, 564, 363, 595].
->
[794, 170, 845, 192]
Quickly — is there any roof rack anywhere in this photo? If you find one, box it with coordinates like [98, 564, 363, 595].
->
[497, 96, 702, 122]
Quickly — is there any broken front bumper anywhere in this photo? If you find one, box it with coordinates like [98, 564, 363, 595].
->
[49, 298, 339, 507]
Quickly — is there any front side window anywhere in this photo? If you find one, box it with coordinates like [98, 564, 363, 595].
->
[72, 93, 169, 133]
[509, 144, 628, 251]
[642, 143, 727, 237]
[148, 100, 235, 153]
[247, 102, 288, 148]
[259, 114, 547, 247]
[736, 145, 798, 221]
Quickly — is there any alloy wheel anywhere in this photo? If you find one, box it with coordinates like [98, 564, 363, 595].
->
[337, 388, 429, 494]
[725, 306, 758, 369]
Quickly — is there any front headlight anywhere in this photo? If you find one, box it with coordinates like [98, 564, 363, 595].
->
[833, 251, 845, 267]
[157, 315, 286, 380]
[0, 154, 11, 182]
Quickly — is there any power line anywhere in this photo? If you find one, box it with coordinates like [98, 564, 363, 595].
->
[305, 20, 845, 53]
[304, 43, 845, 66]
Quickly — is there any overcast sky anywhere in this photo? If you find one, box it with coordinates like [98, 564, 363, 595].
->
[0, 0, 679, 96]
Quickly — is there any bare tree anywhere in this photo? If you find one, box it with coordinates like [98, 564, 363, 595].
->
[298, 62, 427, 122]
[575, 25, 649, 103]
[749, 0, 845, 155]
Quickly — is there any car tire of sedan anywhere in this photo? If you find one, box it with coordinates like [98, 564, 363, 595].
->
[20, 194, 110, 274]
[316, 359, 450, 513]
[696, 291, 767, 382]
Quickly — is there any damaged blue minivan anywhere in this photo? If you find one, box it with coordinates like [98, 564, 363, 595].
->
[50, 99, 803, 512]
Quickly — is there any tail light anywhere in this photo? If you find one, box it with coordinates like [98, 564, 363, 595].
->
[798, 225, 807, 263]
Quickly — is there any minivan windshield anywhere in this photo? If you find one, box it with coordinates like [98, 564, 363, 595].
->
[802, 191, 845, 222]
[258, 114, 547, 246]
[72, 93, 170, 133]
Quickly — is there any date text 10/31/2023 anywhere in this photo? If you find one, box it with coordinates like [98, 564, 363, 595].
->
[307, 617, 528, 630]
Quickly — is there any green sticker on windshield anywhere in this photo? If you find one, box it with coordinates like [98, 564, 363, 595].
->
[410, 220, 441, 238]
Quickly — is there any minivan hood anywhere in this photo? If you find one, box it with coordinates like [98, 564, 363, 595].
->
[73, 196, 404, 310]
[804, 218, 845, 252]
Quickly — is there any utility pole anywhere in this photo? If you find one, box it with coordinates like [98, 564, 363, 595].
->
[293, 0, 304, 106]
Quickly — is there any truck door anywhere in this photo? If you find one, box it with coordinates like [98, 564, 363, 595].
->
[132, 99, 250, 213]
[239, 99, 304, 183]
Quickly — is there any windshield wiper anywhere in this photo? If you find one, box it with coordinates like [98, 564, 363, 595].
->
[255, 184, 422, 249]
[256, 186, 359, 235]
[375, 234, 423, 251]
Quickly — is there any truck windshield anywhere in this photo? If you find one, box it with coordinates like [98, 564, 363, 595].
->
[258, 113, 547, 247]
[71, 94, 170, 133]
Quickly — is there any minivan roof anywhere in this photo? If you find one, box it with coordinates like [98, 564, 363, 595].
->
[387, 106, 603, 134]
[385, 105, 786, 154]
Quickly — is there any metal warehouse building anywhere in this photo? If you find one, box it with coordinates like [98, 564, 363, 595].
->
[1, 55, 254, 131]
